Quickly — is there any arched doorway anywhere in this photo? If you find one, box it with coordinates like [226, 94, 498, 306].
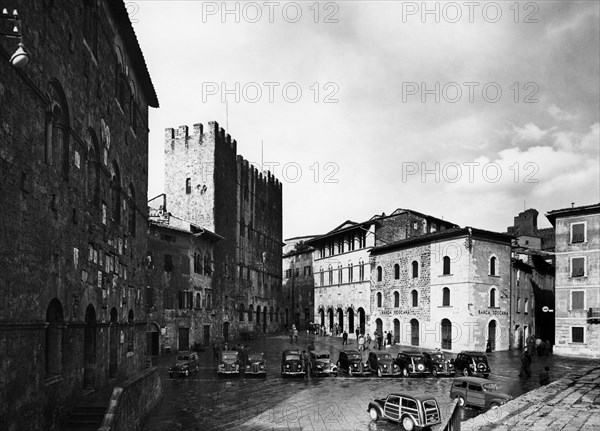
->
[319, 308, 325, 327]
[347, 308, 355, 334]
[375, 318, 383, 335]
[441, 319, 452, 350]
[256, 306, 261, 329]
[488, 320, 497, 351]
[337, 308, 344, 332]
[223, 322, 229, 342]
[357, 308, 365, 334]
[410, 319, 419, 346]
[146, 322, 159, 357]
[327, 308, 334, 332]
[393, 319, 400, 344]
[514, 325, 522, 349]
[109, 308, 118, 377]
[84, 304, 97, 389]
[263, 308, 267, 332]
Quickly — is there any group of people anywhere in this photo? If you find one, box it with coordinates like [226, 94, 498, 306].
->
[519, 335, 552, 386]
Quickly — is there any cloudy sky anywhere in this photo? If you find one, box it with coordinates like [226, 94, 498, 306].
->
[131, 1, 599, 239]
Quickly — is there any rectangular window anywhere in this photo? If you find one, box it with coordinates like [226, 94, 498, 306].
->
[348, 266, 353, 282]
[295, 267, 299, 277]
[304, 266, 311, 276]
[285, 269, 292, 278]
[164, 254, 174, 272]
[359, 263, 365, 281]
[571, 327, 584, 343]
[516, 297, 521, 313]
[571, 223, 585, 243]
[571, 257, 585, 277]
[101, 202, 107, 225]
[524, 298, 529, 314]
[571, 291, 584, 310]
[185, 178, 192, 194]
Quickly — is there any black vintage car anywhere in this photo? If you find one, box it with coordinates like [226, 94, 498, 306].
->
[218, 350, 240, 375]
[336, 349, 370, 376]
[395, 352, 430, 377]
[281, 349, 305, 377]
[308, 350, 337, 377]
[168, 352, 200, 378]
[367, 352, 401, 377]
[454, 351, 491, 378]
[422, 350, 455, 377]
[246, 352, 267, 376]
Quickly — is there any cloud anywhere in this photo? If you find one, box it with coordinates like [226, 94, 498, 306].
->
[511, 123, 552, 145]
[548, 104, 575, 122]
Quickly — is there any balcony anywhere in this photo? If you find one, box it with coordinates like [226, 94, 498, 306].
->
[588, 308, 600, 323]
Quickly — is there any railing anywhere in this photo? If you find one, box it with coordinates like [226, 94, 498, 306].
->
[441, 399, 461, 431]
[588, 308, 600, 323]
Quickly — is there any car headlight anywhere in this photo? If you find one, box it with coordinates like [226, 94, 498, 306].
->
[260, 365, 265, 370]
[219, 364, 225, 368]
[235, 364, 239, 370]
[354, 364, 358, 368]
[286, 364, 290, 368]
[393, 364, 398, 368]
[298, 365, 302, 369]
[383, 364, 387, 369]
[246, 365, 250, 369]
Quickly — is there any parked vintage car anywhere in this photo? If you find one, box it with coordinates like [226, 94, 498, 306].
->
[245, 352, 267, 376]
[336, 349, 370, 376]
[168, 352, 200, 378]
[218, 350, 241, 375]
[450, 377, 512, 409]
[281, 349, 305, 376]
[308, 350, 337, 377]
[367, 392, 442, 431]
[395, 352, 430, 377]
[454, 351, 491, 378]
[367, 352, 401, 377]
[422, 350, 455, 377]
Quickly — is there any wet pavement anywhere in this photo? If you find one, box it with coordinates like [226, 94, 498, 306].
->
[142, 332, 598, 431]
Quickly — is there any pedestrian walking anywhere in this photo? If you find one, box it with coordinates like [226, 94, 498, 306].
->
[358, 334, 365, 351]
[301, 350, 310, 380]
[239, 345, 248, 376]
[486, 340, 492, 353]
[386, 331, 392, 347]
[365, 333, 372, 350]
[377, 331, 383, 350]
[293, 327, 299, 343]
[342, 330, 348, 346]
[212, 342, 219, 366]
[355, 327, 360, 340]
[308, 341, 315, 352]
[539, 366, 550, 386]
[519, 349, 532, 378]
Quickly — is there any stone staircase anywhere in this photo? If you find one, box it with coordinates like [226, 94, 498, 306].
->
[64, 387, 113, 431]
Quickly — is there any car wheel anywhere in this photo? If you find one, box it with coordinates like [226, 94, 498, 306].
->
[463, 368, 470, 377]
[483, 373, 490, 379]
[369, 407, 380, 421]
[401, 415, 415, 431]
[489, 402, 500, 409]
[377, 368, 383, 378]
[402, 368, 409, 377]
[457, 396, 466, 407]
[432, 368, 438, 377]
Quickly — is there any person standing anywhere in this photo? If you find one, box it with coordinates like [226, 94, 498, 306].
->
[377, 331, 383, 350]
[365, 333, 372, 350]
[293, 327, 299, 344]
[358, 334, 365, 351]
[539, 366, 550, 386]
[342, 330, 348, 346]
[519, 349, 532, 378]
[355, 327, 360, 340]
[386, 331, 392, 348]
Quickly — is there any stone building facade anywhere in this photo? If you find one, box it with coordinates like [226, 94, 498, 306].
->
[146, 196, 223, 354]
[0, 1, 157, 430]
[282, 236, 316, 329]
[163, 122, 283, 340]
[547, 203, 600, 358]
[508, 208, 555, 252]
[307, 209, 457, 337]
[370, 228, 513, 353]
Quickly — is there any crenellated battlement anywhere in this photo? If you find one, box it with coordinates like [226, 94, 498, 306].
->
[236, 154, 282, 190]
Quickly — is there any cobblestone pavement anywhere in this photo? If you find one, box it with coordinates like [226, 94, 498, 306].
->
[142, 333, 598, 431]
[463, 366, 600, 431]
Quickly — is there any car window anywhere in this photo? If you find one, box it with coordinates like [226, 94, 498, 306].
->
[379, 354, 392, 360]
[453, 381, 467, 388]
[468, 384, 483, 392]
[432, 354, 444, 361]
[248, 354, 263, 361]
[346, 353, 362, 360]
[387, 396, 400, 406]
[222, 353, 237, 361]
[285, 354, 300, 361]
[401, 398, 418, 410]
[177, 355, 189, 361]
[475, 355, 487, 362]
[316, 354, 329, 359]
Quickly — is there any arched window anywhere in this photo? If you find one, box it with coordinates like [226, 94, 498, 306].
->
[394, 264, 400, 279]
[442, 287, 450, 306]
[377, 266, 383, 282]
[377, 292, 382, 307]
[248, 305, 253, 321]
[490, 288, 496, 307]
[412, 261, 419, 278]
[359, 260, 365, 281]
[319, 267, 324, 286]
[338, 264, 343, 284]
[110, 161, 121, 224]
[328, 266, 333, 285]
[348, 262, 353, 282]
[394, 291, 400, 307]
[490, 256, 497, 276]
[195, 293, 201, 309]
[46, 299, 64, 376]
[128, 184, 136, 236]
[411, 290, 418, 307]
[238, 304, 245, 321]
[443, 256, 451, 275]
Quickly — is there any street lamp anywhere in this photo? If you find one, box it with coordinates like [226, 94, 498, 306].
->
[1, 8, 30, 69]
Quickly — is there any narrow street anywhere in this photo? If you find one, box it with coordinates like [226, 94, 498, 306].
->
[143, 332, 597, 431]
